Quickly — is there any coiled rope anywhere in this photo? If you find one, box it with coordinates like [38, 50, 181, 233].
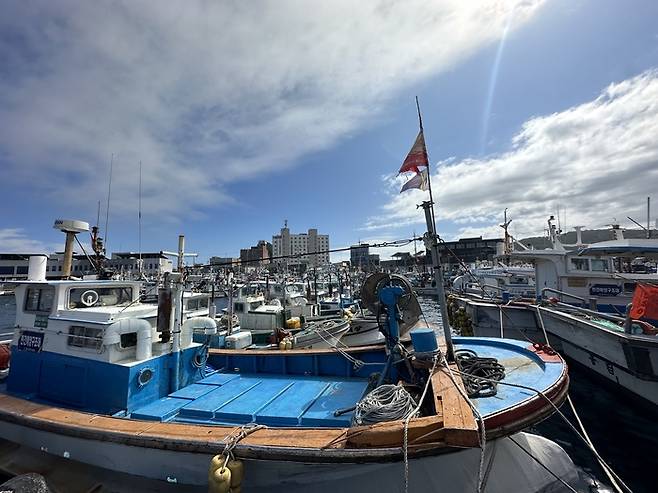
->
[353, 384, 418, 426]
[455, 349, 506, 398]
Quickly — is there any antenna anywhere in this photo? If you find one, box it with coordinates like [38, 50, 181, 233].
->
[104, 153, 114, 252]
[138, 160, 142, 276]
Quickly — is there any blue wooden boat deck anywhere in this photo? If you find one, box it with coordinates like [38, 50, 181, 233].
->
[130, 372, 369, 427]
[452, 337, 564, 416]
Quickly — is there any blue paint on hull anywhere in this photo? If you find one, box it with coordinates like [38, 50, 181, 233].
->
[6, 345, 205, 415]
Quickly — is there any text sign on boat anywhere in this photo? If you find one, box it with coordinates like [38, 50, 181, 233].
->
[18, 330, 44, 352]
[589, 284, 622, 296]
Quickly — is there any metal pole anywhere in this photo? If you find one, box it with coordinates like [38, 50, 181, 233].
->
[421, 201, 454, 361]
[647, 197, 651, 238]
[415, 97, 454, 360]
[177, 235, 185, 272]
[62, 232, 75, 278]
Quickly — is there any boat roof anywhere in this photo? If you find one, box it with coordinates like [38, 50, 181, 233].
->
[577, 239, 658, 258]
[9, 280, 141, 286]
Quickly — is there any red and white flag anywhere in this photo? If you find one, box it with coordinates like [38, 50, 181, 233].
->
[398, 130, 429, 174]
[400, 168, 429, 193]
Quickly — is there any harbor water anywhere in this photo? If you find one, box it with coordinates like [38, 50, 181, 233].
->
[0, 294, 656, 492]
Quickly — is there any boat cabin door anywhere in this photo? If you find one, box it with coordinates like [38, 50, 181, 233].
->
[534, 259, 559, 298]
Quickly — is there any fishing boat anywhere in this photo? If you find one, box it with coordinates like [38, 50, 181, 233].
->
[450, 229, 658, 410]
[0, 114, 590, 491]
[0, 254, 583, 492]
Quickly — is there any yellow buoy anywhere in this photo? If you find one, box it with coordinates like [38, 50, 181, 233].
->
[227, 459, 244, 489]
[209, 467, 231, 493]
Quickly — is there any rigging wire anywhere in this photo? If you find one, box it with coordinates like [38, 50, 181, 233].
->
[188, 237, 423, 270]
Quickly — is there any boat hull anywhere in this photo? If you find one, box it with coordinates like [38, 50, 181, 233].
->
[0, 418, 581, 492]
[536, 307, 658, 408]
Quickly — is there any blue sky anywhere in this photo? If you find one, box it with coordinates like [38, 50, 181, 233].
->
[1, 0, 658, 262]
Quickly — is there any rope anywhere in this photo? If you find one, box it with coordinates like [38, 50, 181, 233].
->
[448, 368, 633, 493]
[454, 349, 506, 398]
[438, 353, 488, 493]
[312, 325, 366, 370]
[508, 435, 579, 493]
[219, 423, 266, 470]
[534, 305, 627, 493]
[403, 353, 439, 493]
[353, 384, 418, 426]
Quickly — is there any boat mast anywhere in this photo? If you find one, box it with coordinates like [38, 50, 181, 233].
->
[104, 153, 114, 253]
[415, 97, 454, 361]
[138, 160, 143, 278]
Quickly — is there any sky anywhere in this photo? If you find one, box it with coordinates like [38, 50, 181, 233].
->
[1, 0, 658, 263]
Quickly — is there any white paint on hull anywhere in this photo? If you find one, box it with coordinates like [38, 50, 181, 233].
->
[0, 420, 583, 492]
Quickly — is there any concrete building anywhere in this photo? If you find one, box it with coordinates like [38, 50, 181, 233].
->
[0, 251, 172, 280]
[436, 237, 503, 265]
[209, 257, 240, 268]
[350, 244, 369, 269]
[239, 241, 272, 267]
[272, 223, 330, 270]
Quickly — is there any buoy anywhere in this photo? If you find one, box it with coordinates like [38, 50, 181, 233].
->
[208, 455, 232, 493]
[227, 459, 244, 492]
[209, 467, 231, 493]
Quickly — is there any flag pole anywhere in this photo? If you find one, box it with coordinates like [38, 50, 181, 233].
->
[415, 96, 454, 361]
[416, 96, 438, 230]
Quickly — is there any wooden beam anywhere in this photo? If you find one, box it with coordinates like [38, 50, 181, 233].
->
[431, 367, 479, 447]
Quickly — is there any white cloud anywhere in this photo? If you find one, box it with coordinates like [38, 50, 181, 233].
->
[366, 70, 658, 241]
[0, 229, 54, 253]
[0, 1, 544, 221]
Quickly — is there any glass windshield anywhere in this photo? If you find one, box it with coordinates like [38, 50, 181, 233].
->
[68, 286, 133, 308]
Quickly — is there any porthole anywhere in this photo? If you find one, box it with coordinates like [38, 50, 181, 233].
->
[137, 367, 154, 388]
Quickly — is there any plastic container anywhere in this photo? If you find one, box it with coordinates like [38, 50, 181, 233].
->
[410, 327, 439, 353]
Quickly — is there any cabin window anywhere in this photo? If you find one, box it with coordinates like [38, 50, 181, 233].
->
[68, 325, 103, 350]
[590, 259, 609, 272]
[0, 266, 13, 275]
[16, 266, 28, 275]
[623, 282, 637, 294]
[570, 258, 589, 271]
[234, 302, 245, 313]
[199, 298, 209, 309]
[68, 287, 133, 308]
[24, 287, 55, 313]
[187, 299, 199, 311]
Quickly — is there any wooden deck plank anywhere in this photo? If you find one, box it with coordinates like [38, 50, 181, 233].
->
[431, 366, 479, 447]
